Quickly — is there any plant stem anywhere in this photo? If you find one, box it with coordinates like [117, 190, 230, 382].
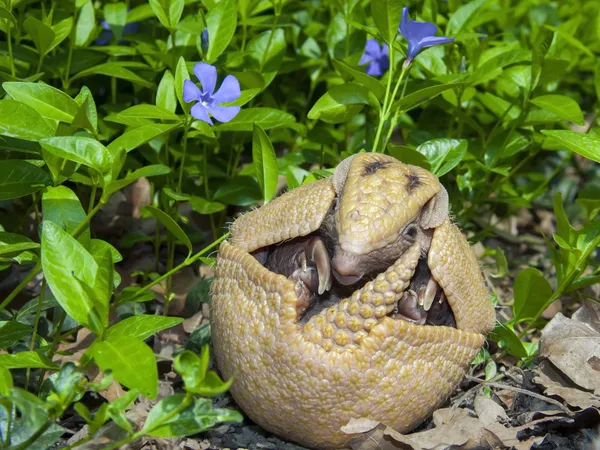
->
[382, 70, 410, 148]
[372, 48, 395, 153]
[25, 279, 46, 390]
[35, 310, 66, 393]
[7, 24, 15, 77]
[126, 233, 229, 302]
[177, 120, 191, 192]
[0, 262, 41, 313]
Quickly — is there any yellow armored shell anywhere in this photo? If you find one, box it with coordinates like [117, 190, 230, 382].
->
[211, 154, 495, 449]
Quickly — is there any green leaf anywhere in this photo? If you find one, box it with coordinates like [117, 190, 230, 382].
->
[107, 123, 182, 154]
[71, 63, 155, 89]
[252, 124, 278, 203]
[149, 0, 170, 28]
[205, 0, 237, 63]
[174, 349, 209, 390]
[447, 0, 489, 36]
[73, 86, 99, 133]
[213, 176, 262, 206]
[169, 0, 185, 27]
[0, 233, 40, 258]
[175, 57, 191, 114]
[541, 130, 600, 164]
[41, 221, 106, 334]
[216, 108, 297, 131]
[42, 185, 90, 247]
[308, 83, 373, 124]
[0, 7, 17, 27]
[391, 82, 464, 113]
[489, 323, 533, 359]
[0, 365, 13, 396]
[0, 160, 51, 200]
[332, 59, 386, 99]
[189, 197, 226, 214]
[104, 2, 128, 41]
[105, 104, 181, 124]
[75, 0, 96, 47]
[370, 0, 402, 44]
[531, 28, 554, 93]
[595, 60, 600, 104]
[0, 100, 55, 141]
[0, 351, 58, 369]
[544, 25, 594, 58]
[105, 165, 171, 196]
[512, 268, 553, 323]
[530, 95, 584, 126]
[91, 336, 158, 399]
[40, 136, 113, 174]
[23, 17, 55, 58]
[143, 395, 242, 437]
[0, 321, 33, 349]
[157, 70, 177, 113]
[415, 138, 467, 176]
[3, 82, 79, 123]
[104, 315, 184, 341]
[387, 145, 431, 170]
[144, 205, 192, 254]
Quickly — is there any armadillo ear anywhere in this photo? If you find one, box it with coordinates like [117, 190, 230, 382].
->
[420, 184, 449, 229]
[332, 154, 357, 195]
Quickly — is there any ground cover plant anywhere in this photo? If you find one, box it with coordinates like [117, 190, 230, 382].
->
[0, 0, 599, 448]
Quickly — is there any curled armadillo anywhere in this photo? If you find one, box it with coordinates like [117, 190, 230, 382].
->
[211, 153, 496, 449]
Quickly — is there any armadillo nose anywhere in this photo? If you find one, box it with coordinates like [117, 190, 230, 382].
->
[331, 252, 364, 286]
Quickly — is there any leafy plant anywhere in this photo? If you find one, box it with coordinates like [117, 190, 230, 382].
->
[0, 0, 599, 447]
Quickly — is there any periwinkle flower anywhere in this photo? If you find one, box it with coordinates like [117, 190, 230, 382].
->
[359, 39, 389, 76]
[183, 63, 241, 125]
[399, 7, 454, 65]
[96, 20, 139, 45]
[201, 28, 209, 55]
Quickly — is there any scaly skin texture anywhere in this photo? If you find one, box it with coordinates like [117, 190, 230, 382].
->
[211, 154, 495, 449]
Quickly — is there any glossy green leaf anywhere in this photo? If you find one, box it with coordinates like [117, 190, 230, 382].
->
[308, 83, 373, 124]
[104, 315, 184, 341]
[3, 82, 79, 123]
[157, 70, 177, 113]
[332, 59, 386, 99]
[105, 165, 171, 196]
[489, 323, 534, 359]
[175, 56, 191, 113]
[71, 63, 155, 89]
[23, 17, 55, 57]
[541, 130, 600, 164]
[0, 351, 58, 369]
[0, 321, 33, 348]
[447, 0, 489, 36]
[216, 108, 297, 131]
[415, 138, 467, 176]
[0, 365, 13, 396]
[512, 268, 553, 323]
[105, 104, 181, 124]
[149, 0, 170, 28]
[107, 123, 182, 154]
[73, 86, 99, 133]
[41, 221, 106, 334]
[371, 0, 402, 44]
[213, 176, 262, 206]
[391, 83, 464, 113]
[0, 233, 39, 258]
[42, 185, 90, 247]
[40, 136, 112, 174]
[0, 160, 51, 200]
[143, 395, 242, 437]
[144, 205, 192, 254]
[189, 197, 226, 214]
[92, 336, 158, 399]
[530, 95, 584, 125]
[252, 124, 278, 203]
[104, 2, 128, 41]
[75, 0, 96, 47]
[0, 100, 55, 141]
[205, 0, 237, 63]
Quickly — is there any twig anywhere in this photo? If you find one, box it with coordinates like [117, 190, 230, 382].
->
[465, 375, 575, 416]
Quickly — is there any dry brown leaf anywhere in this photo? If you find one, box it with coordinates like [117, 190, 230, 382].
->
[341, 418, 380, 434]
[539, 300, 600, 395]
[474, 395, 508, 426]
[182, 310, 204, 334]
[495, 389, 517, 409]
[533, 368, 600, 409]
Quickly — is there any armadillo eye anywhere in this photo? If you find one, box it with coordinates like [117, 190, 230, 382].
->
[403, 223, 418, 240]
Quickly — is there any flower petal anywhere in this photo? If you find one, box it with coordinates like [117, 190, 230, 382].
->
[211, 75, 241, 105]
[360, 39, 381, 65]
[183, 80, 202, 103]
[366, 61, 384, 77]
[407, 20, 438, 42]
[400, 7, 410, 37]
[191, 103, 213, 125]
[418, 36, 455, 49]
[193, 62, 217, 95]
[207, 105, 241, 123]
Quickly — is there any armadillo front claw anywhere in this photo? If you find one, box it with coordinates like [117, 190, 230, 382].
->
[419, 277, 439, 312]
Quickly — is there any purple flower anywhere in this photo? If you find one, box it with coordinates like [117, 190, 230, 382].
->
[359, 39, 389, 76]
[183, 63, 241, 125]
[201, 28, 209, 55]
[399, 7, 454, 64]
[95, 20, 139, 45]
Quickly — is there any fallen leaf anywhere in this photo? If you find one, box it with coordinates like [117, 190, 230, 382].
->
[474, 395, 508, 426]
[539, 300, 600, 395]
[533, 367, 600, 409]
[341, 417, 380, 434]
